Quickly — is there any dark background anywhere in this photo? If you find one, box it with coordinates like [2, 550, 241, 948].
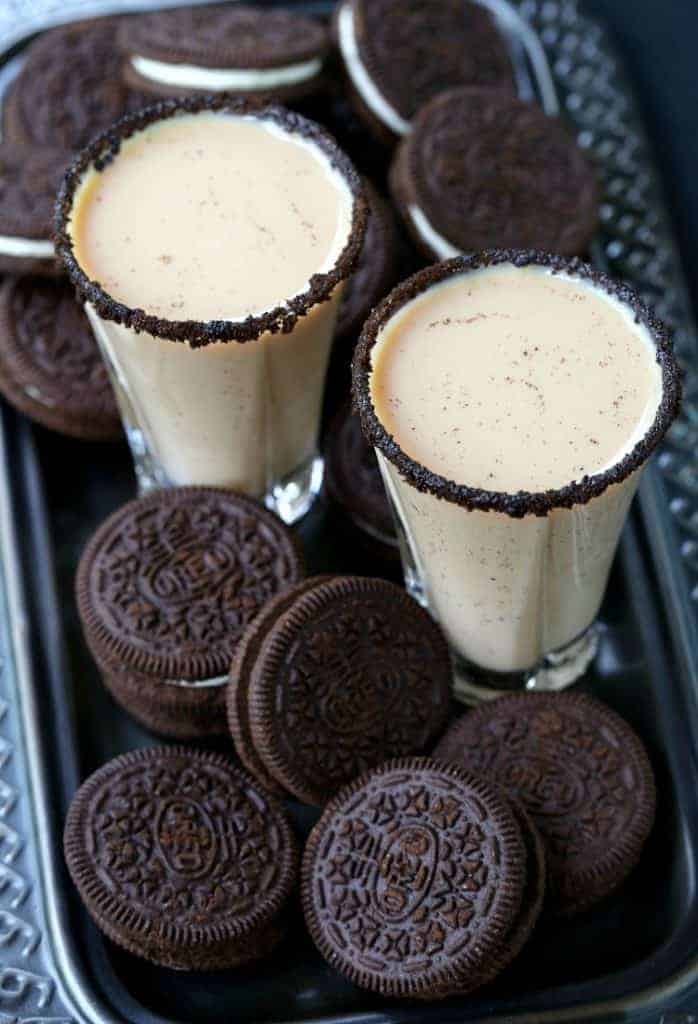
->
[584, 0, 698, 318]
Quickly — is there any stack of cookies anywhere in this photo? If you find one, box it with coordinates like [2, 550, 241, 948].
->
[65, 485, 657, 995]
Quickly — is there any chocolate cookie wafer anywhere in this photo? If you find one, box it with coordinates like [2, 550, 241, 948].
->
[302, 758, 527, 998]
[119, 5, 330, 102]
[0, 144, 70, 276]
[228, 575, 451, 805]
[335, 0, 516, 142]
[76, 487, 304, 738]
[0, 276, 121, 440]
[390, 87, 600, 259]
[3, 19, 146, 150]
[64, 746, 298, 970]
[434, 692, 656, 916]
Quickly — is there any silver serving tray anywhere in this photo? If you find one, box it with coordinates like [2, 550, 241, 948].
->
[0, 2, 696, 1022]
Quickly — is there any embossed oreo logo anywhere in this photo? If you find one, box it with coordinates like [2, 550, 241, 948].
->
[374, 825, 437, 923]
[154, 798, 218, 878]
[143, 542, 238, 608]
[497, 755, 584, 817]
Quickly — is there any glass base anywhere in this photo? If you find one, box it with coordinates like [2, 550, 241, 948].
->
[264, 454, 324, 526]
[451, 624, 600, 705]
[131, 439, 323, 527]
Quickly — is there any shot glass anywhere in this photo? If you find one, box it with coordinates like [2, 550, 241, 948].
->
[55, 95, 366, 524]
[353, 252, 681, 703]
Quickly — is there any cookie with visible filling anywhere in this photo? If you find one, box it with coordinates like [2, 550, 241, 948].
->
[0, 276, 121, 439]
[390, 87, 600, 259]
[118, 5, 330, 102]
[0, 144, 71, 276]
[335, 0, 516, 142]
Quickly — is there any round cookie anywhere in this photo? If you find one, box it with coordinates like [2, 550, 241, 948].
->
[302, 757, 527, 998]
[76, 487, 304, 739]
[434, 692, 656, 917]
[0, 145, 70, 276]
[119, 5, 330, 102]
[64, 746, 298, 970]
[335, 0, 516, 142]
[0, 276, 121, 440]
[324, 408, 397, 550]
[228, 577, 332, 798]
[3, 19, 145, 150]
[432, 798, 546, 998]
[390, 87, 600, 259]
[228, 576, 452, 805]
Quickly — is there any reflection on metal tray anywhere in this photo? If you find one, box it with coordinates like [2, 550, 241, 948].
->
[0, 1, 697, 1023]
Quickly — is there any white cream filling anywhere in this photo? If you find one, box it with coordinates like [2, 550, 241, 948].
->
[131, 54, 323, 92]
[163, 673, 228, 689]
[0, 235, 54, 258]
[337, 1, 410, 136]
[408, 205, 461, 260]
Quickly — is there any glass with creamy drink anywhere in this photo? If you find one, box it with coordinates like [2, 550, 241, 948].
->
[55, 95, 366, 523]
[353, 252, 680, 702]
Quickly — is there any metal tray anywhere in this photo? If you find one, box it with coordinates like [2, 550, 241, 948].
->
[0, 1, 697, 1022]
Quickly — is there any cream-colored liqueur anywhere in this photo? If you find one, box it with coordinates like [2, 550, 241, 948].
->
[69, 111, 354, 493]
[370, 265, 663, 673]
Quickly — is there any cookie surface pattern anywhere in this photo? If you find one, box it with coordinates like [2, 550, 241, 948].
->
[64, 747, 298, 968]
[302, 759, 525, 996]
[78, 488, 302, 680]
[434, 693, 656, 914]
[355, 0, 515, 121]
[250, 578, 451, 804]
[406, 88, 599, 255]
[120, 4, 328, 67]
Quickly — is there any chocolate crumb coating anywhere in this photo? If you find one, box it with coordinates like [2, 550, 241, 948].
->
[352, 250, 681, 518]
[54, 94, 367, 348]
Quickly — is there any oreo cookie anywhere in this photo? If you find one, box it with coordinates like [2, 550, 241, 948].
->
[302, 758, 528, 998]
[0, 276, 121, 440]
[76, 487, 304, 739]
[3, 19, 145, 150]
[335, 0, 515, 142]
[324, 408, 397, 553]
[228, 576, 452, 805]
[434, 692, 656, 916]
[390, 87, 600, 259]
[119, 5, 330, 102]
[0, 144, 69, 276]
[64, 746, 298, 970]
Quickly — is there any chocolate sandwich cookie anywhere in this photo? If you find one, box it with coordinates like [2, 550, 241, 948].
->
[390, 87, 600, 259]
[302, 757, 528, 999]
[76, 487, 304, 739]
[228, 576, 451, 805]
[119, 5, 330, 102]
[0, 277, 121, 440]
[335, 0, 516, 143]
[324, 409, 397, 552]
[3, 19, 145, 150]
[64, 746, 298, 970]
[434, 692, 656, 917]
[0, 144, 70, 276]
